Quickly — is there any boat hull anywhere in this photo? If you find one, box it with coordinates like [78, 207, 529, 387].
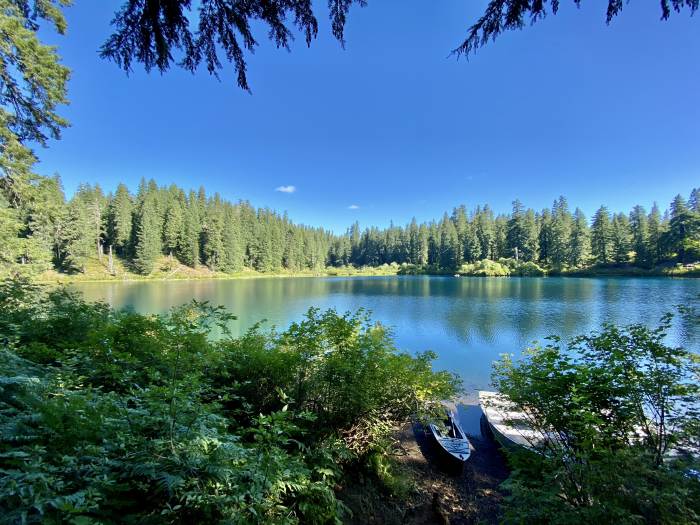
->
[427, 413, 471, 473]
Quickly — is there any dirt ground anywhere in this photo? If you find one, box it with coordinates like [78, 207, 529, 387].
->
[340, 414, 510, 525]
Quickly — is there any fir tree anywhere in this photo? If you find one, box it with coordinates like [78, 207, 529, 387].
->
[591, 206, 613, 264]
[647, 203, 664, 265]
[538, 209, 553, 265]
[611, 213, 632, 264]
[181, 191, 201, 267]
[133, 194, 163, 274]
[550, 196, 572, 268]
[569, 208, 590, 267]
[107, 183, 133, 257]
[666, 194, 700, 262]
[62, 198, 96, 272]
[629, 205, 650, 267]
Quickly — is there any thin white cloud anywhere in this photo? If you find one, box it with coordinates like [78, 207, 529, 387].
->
[275, 185, 296, 193]
[348, 204, 360, 210]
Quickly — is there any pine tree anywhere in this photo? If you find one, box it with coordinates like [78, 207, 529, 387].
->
[24, 175, 66, 267]
[506, 199, 527, 258]
[666, 194, 700, 262]
[283, 226, 305, 271]
[629, 205, 650, 267]
[569, 208, 590, 267]
[107, 183, 133, 257]
[647, 203, 664, 265]
[611, 213, 631, 263]
[133, 194, 163, 274]
[62, 197, 96, 272]
[591, 206, 613, 264]
[507, 200, 537, 261]
[222, 205, 245, 272]
[474, 206, 496, 260]
[689, 188, 700, 213]
[407, 218, 420, 265]
[550, 196, 572, 268]
[201, 195, 226, 270]
[418, 224, 429, 266]
[75, 184, 107, 261]
[537, 209, 553, 265]
[438, 214, 459, 270]
[162, 189, 185, 260]
[180, 191, 201, 267]
[0, 195, 23, 265]
[452, 206, 469, 265]
[494, 215, 508, 259]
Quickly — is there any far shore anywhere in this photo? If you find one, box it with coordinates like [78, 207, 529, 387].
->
[19, 260, 700, 285]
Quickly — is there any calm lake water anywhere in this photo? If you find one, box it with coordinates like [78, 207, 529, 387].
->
[72, 276, 700, 398]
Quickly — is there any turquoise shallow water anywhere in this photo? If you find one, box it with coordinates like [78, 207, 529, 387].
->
[72, 275, 700, 397]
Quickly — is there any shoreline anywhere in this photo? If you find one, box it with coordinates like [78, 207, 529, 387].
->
[31, 268, 700, 285]
[340, 419, 509, 524]
[7, 258, 698, 285]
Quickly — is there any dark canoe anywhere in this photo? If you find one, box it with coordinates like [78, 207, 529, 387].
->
[428, 412, 472, 467]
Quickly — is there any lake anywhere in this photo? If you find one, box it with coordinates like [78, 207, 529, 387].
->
[72, 276, 700, 398]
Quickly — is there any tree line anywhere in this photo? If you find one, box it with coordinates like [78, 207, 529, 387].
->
[1, 176, 698, 275]
[330, 190, 700, 272]
[0, 176, 333, 275]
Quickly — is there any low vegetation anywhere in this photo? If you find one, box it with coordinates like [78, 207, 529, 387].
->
[0, 276, 459, 524]
[492, 316, 700, 524]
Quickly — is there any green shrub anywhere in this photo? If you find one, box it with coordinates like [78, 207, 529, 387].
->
[493, 316, 700, 524]
[459, 259, 511, 276]
[515, 261, 546, 276]
[0, 276, 459, 524]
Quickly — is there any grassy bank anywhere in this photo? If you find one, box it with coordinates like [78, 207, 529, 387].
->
[5, 256, 699, 284]
[400, 259, 700, 278]
[19, 256, 403, 284]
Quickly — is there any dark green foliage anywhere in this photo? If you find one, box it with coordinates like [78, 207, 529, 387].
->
[0, 0, 69, 207]
[537, 208, 553, 265]
[162, 192, 185, 258]
[666, 194, 700, 263]
[133, 192, 163, 274]
[1, 175, 699, 277]
[61, 197, 94, 271]
[493, 316, 700, 524]
[106, 183, 133, 256]
[101, 0, 367, 90]
[201, 194, 226, 270]
[591, 205, 613, 264]
[0, 276, 458, 523]
[549, 196, 572, 268]
[611, 212, 632, 263]
[630, 204, 651, 267]
[453, 0, 698, 59]
[569, 208, 590, 267]
[100, 0, 698, 93]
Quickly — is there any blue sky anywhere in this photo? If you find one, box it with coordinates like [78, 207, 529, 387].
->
[37, 1, 699, 232]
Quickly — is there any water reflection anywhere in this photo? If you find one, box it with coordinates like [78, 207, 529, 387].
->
[73, 276, 700, 390]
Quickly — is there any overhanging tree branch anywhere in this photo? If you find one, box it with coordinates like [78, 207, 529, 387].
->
[452, 0, 699, 58]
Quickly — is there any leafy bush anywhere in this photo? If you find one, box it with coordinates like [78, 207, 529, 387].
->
[515, 261, 546, 276]
[0, 277, 459, 523]
[459, 259, 511, 276]
[492, 316, 700, 524]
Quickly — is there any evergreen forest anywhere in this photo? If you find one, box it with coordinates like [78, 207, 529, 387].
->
[2, 176, 699, 278]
